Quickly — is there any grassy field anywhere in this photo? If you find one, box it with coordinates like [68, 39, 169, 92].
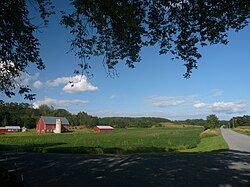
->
[181, 134, 228, 152]
[233, 126, 250, 136]
[0, 127, 228, 154]
[0, 127, 203, 154]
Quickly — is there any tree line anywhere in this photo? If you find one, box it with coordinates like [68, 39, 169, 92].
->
[228, 115, 250, 128]
[1, 101, 249, 129]
[0, 101, 98, 128]
[99, 117, 171, 128]
[0, 101, 172, 129]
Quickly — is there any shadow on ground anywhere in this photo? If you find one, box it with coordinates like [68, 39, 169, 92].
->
[0, 150, 249, 187]
[0, 143, 66, 153]
[0, 144, 178, 154]
[47, 146, 168, 154]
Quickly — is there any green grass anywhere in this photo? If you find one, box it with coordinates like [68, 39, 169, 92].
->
[0, 127, 203, 154]
[0, 127, 229, 154]
[180, 134, 229, 153]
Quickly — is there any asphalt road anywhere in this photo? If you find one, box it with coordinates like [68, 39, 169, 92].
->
[221, 128, 250, 152]
[0, 150, 250, 187]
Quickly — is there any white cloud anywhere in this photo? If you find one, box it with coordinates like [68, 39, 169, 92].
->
[110, 95, 116, 99]
[193, 102, 209, 108]
[14, 72, 40, 86]
[193, 101, 247, 114]
[147, 96, 194, 107]
[16, 72, 32, 85]
[33, 97, 89, 109]
[33, 80, 43, 89]
[212, 89, 223, 97]
[0, 60, 39, 86]
[211, 102, 246, 114]
[46, 75, 98, 93]
[46, 77, 70, 87]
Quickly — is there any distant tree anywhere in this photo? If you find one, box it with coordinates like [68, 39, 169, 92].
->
[22, 115, 36, 129]
[205, 114, 219, 130]
[229, 115, 250, 128]
[53, 109, 71, 117]
[38, 104, 54, 116]
[176, 119, 207, 126]
[99, 117, 170, 128]
[76, 112, 98, 128]
[2, 115, 8, 127]
[1, 0, 249, 99]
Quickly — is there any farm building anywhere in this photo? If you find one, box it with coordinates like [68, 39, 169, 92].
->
[0, 127, 7, 134]
[93, 126, 114, 133]
[36, 116, 69, 133]
[0, 126, 21, 133]
[6, 126, 21, 132]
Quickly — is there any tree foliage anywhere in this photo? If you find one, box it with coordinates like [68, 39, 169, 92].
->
[174, 118, 207, 126]
[0, 0, 250, 99]
[0, 100, 98, 128]
[229, 115, 250, 127]
[62, 0, 250, 77]
[205, 114, 219, 130]
[0, 0, 54, 99]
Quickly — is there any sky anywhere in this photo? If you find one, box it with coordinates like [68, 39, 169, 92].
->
[1, 3, 250, 120]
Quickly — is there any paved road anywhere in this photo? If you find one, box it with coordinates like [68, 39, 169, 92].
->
[0, 150, 250, 187]
[221, 128, 250, 152]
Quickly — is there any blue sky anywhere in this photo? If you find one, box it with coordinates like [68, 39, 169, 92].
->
[1, 4, 250, 120]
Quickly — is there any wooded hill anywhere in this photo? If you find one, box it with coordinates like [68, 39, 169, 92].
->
[99, 117, 171, 128]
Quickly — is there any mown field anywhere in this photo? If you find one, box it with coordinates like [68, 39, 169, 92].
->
[0, 127, 204, 154]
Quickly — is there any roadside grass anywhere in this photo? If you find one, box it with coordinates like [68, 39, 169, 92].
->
[0, 127, 203, 154]
[233, 126, 250, 136]
[199, 128, 220, 138]
[180, 129, 229, 153]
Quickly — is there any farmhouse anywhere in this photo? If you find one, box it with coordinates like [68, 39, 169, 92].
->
[93, 126, 114, 133]
[36, 116, 69, 133]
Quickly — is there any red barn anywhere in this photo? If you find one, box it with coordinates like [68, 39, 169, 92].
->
[36, 116, 69, 133]
[93, 126, 114, 133]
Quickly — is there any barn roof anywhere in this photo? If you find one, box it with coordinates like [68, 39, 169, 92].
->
[96, 126, 114, 130]
[5, 126, 21, 129]
[41, 116, 69, 125]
